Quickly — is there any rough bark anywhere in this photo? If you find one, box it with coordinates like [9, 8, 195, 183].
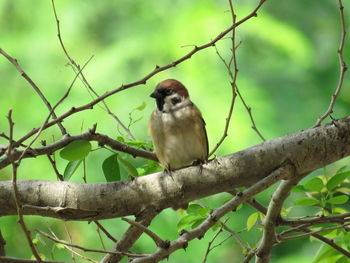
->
[0, 117, 349, 221]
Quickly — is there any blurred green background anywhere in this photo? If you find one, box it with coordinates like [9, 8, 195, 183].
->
[1, 0, 350, 262]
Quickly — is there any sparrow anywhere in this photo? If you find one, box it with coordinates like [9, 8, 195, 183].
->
[148, 79, 208, 171]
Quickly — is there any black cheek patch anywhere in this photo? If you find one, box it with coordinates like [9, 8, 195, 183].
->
[156, 97, 165, 111]
[171, 97, 181, 105]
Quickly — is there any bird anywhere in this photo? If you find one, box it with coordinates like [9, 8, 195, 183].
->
[148, 79, 208, 171]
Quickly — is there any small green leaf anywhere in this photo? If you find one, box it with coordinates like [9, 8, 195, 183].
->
[56, 243, 65, 249]
[177, 214, 204, 232]
[336, 165, 347, 174]
[59, 140, 91, 161]
[187, 204, 203, 214]
[63, 160, 82, 181]
[117, 136, 125, 142]
[304, 177, 324, 192]
[192, 218, 206, 229]
[327, 171, 350, 190]
[327, 195, 349, 205]
[291, 185, 306, 193]
[294, 197, 320, 206]
[32, 238, 39, 245]
[136, 101, 146, 111]
[247, 212, 259, 231]
[118, 156, 138, 178]
[102, 154, 120, 182]
[126, 140, 147, 148]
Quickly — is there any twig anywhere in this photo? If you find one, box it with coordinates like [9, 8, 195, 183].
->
[6, 110, 42, 262]
[209, 0, 238, 156]
[13, 0, 266, 148]
[0, 128, 157, 170]
[236, 87, 266, 141]
[0, 257, 64, 263]
[122, 217, 169, 249]
[313, 0, 347, 127]
[100, 210, 158, 263]
[94, 221, 117, 243]
[0, 49, 67, 137]
[51, 0, 136, 140]
[255, 176, 298, 263]
[35, 229, 146, 258]
[202, 218, 229, 263]
[280, 223, 350, 242]
[130, 164, 293, 263]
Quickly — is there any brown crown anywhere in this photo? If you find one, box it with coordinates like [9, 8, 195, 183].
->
[156, 79, 189, 98]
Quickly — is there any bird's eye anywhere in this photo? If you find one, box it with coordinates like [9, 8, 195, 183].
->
[171, 97, 181, 105]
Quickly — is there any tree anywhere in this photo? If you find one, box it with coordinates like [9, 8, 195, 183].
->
[0, 0, 349, 262]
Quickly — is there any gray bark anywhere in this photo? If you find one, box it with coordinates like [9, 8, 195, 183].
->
[0, 117, 349, 221]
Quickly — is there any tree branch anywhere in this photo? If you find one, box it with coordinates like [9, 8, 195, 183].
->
[1, 117, 350, 220]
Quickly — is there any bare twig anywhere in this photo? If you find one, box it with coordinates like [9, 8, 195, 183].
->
[122, 218, 169, 248]
[6, 110, 42, 262]
[202, 218, 229, 263]
[51, 0, 136, 140]
[280, 223, 350, 242]
[35, 229, 146, 258]
[209, 0, 238, 157]
[131, 164, 293, 263]
[12, 0, 266, 148]
[0, 128, 157, 170]
[0, 48, 67, 136]
[255, 176, 298, 263]
[236, 87, 266, 141]
[314, 0, 347, 127]
[94, 221, 117, 243]
[101, 210, 158, 263]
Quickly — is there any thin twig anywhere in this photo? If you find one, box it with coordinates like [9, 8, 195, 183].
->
[122, 218, 169, 248]
[51, 0, 136, 140]
[0, 48, 67, 136]
[0, 230, 6, 256]
[202, 218, 229, 263]
[280, 223, 350, 242]
[35, 229, 146, 258]
[314, 0, 347, 127]
[209, 0, 238, 157]
[13, 0, 266, 148]
[6, 110, 42, 262]
[94, 221, 117, 243]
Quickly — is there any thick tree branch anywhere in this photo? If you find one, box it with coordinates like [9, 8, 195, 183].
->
[0, 117, 350, 220]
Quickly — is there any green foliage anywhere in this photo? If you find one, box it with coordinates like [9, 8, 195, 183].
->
[102, 154, 120, 182]
[59, 140, 92, 161]
[63, 160, 82, 181]
[177, 204, 212, 233]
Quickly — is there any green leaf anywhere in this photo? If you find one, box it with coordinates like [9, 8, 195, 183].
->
[327, 195, 349, 205]
[102, 154, 120, 182]
[304, 177, 324, 192]
[327, 171, 350, 191]
[187, 204, 210, 217]
[59, 140, 91, 161]
[294, 197, 320, 206]
[126, 140, 147, 148]
[336, 165, 347, 174]
[63, 160, 82, 181]
[56, 243, 65, 249]
[191, 218, 206, 229]
[291, 185, 306, 193]
[177, 214, 204, 232]
[247, 212, 259, 231]
[136, 101, 146, 111]
[118, 156, 138, 178]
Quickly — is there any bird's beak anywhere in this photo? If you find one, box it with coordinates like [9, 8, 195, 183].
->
[150, 90, 160, 99]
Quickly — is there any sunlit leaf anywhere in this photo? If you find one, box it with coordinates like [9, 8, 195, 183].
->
[64, 160, 82, 181]
[59, 140, 91, 161]
[304, 177, 324, 192]
[211, 221, 221, 232]
[56, 243, 65, 249]
[294, 197, 320, 206]
[327, 195, 349, 205]
[136, 101, 146, 111]
[291, 185, 306, 193]
[102, 154, 120, 182]
[327, 171, 350, 191]
[192, 218, 206, 229]
[247, 212, 259, 231]
[177, 214, 204, 232]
